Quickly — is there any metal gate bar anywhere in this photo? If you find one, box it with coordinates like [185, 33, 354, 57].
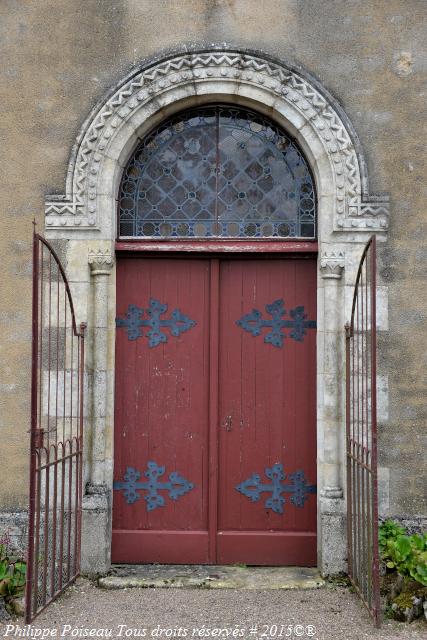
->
[26, 231, 85, 623]
[345, 235, 380, 626]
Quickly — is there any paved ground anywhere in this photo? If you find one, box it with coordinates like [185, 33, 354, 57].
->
[1, 577, 426, 640]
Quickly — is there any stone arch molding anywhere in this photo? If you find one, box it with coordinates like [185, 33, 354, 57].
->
[45, 49, 389, 235]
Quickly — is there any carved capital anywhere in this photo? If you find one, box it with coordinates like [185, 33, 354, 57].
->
[88, 249, 114, 276]
[320, 251, 345, 279]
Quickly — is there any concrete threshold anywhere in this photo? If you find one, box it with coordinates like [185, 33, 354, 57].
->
[99, 565, 325, 590]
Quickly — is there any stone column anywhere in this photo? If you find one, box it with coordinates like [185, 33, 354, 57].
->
[320, 251, 345, 498]
[88, 248, 114, 487]
[318, 250, 346, 575]
[81, 248, 114, 575]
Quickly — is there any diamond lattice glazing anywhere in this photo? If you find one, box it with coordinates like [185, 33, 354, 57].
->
[118, 105, 316, 238]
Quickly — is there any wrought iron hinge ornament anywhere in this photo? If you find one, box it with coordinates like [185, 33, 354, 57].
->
[116, 298, 196, 347]
[236, 299, 316, 348]
[235, 463, 316, 515]
[113, 461, 195, 511]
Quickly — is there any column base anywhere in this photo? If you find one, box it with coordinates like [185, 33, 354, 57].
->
[321, 486, 343, 499]
[318, 496, 347, 576]
[81, 484, 111, 576]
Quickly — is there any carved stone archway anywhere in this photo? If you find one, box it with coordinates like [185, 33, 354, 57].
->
[44, 49, 389, 575]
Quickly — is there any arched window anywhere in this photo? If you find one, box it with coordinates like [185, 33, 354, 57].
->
[118, 105, 316, 239]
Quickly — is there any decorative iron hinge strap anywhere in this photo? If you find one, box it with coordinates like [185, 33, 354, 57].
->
[116, 298, 196, 347]
[113, 461, 195, 511]
[236, 463, 316, 514]
[237, 299, 316, 348]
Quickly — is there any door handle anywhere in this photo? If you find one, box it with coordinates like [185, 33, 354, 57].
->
[222, 415, 233, 432]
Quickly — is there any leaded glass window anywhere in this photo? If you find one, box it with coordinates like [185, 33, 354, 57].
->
[118, 105, 316, 239]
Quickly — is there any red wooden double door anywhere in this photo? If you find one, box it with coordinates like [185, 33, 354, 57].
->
[113, 256, 317, 565]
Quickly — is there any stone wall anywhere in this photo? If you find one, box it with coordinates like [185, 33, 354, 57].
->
[0, 1, 425, 530]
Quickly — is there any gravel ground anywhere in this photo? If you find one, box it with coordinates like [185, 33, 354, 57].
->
[0, 578, 425, 640]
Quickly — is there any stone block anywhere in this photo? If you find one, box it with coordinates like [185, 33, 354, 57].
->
[318, 503, 347, 576]
[0, 511, 28, 556]
[80, 487, 111, 576]
[378, 466, 390, 516]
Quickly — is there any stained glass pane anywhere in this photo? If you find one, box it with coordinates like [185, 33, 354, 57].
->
[118, 105, 316, 238]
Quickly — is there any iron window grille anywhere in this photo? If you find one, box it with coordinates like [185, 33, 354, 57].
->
[118, 105, 316, 239]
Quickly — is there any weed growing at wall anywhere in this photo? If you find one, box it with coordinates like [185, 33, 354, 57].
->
[379, 519, 427, 586]
[0, 531, 26, 598]
[379, 519, 427, 622]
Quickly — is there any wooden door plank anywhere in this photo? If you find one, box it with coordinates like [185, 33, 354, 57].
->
[112, 530, 209, 564]
[217, 531, 317, 566]
[113, 258, 210, 562]
[217, 258, 317, 565]
[208, 259, 219, 563]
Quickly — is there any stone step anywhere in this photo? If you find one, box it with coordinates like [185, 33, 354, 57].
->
[98, 565, 325, 590]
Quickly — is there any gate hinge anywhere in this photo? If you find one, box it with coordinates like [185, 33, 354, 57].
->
[33, 429, 44, 449]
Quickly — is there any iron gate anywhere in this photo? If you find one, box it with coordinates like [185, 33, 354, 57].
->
[26, 231, 85, 622]
[345, 235, 380, 626]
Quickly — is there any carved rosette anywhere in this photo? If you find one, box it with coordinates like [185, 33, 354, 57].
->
[320, 252, 345, 280]
[44, 50, 389, 233]
[88, 249, 114, 276]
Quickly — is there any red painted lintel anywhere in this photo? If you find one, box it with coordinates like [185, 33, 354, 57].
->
[115, 240, 318, 254]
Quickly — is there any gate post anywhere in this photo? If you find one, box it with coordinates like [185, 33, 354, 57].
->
[318, 250, 346, 574]
[81, 248, 114, 575]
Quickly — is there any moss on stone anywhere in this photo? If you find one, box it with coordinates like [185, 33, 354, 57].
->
[392, 584, 427, 609]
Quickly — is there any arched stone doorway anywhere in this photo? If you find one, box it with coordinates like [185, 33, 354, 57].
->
[44, 48, 389, 575]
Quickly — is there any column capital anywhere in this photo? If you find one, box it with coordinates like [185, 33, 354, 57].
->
[320, 251, 345, 279]
[88, 248, 114, 275]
